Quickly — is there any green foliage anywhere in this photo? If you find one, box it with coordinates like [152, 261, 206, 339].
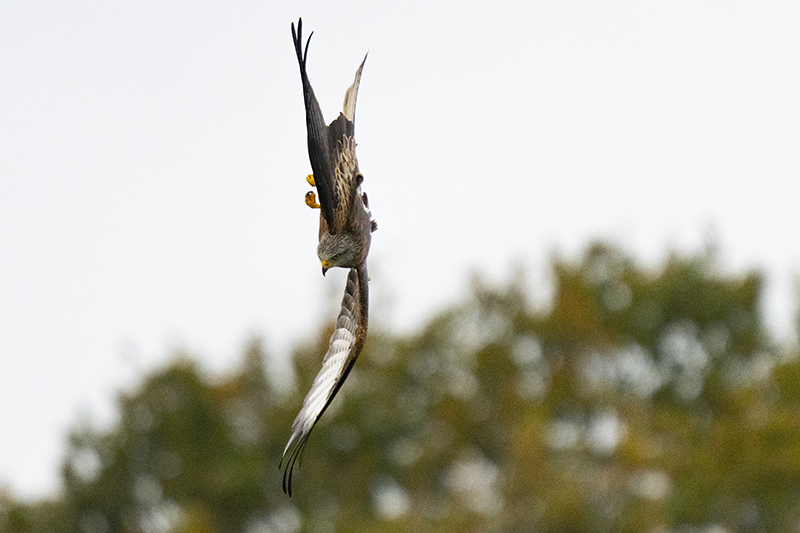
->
[3, 242, 800, 533]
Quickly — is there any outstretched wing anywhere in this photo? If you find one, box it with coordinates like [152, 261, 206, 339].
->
[291, 18, 367, 235]
[281, 267, 369, 496]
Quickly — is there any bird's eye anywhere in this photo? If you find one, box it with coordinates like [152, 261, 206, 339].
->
[331, 254, 340, 261]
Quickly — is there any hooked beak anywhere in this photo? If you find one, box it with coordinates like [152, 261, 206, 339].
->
[321, 260, 330, 276]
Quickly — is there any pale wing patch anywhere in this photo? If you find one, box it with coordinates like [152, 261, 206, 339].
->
[292, 327, 355, 438]
[284, 288, 357, 447]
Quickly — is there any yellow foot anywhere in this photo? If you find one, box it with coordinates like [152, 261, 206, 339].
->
[305, 191, 321, 209]
[306, 174, 316, 187]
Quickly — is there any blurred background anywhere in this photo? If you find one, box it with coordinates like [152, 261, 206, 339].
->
[1, 1, 799, 532]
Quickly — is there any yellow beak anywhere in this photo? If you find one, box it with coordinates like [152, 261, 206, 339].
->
[321, 260, 330, 276]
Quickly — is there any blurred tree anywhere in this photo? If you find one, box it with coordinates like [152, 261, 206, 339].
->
[2, 242, 800, 533]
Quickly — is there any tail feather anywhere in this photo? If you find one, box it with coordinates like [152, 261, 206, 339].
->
[342, 53, 368, 124]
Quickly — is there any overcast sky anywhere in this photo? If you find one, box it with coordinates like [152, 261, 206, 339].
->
[1, 1, 798, 498]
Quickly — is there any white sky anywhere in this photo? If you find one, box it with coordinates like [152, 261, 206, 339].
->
[1, 1, 798, 499]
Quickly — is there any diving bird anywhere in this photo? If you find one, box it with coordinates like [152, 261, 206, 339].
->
[282, 18, 376, 496]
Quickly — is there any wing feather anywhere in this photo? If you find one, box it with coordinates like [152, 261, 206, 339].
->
[281, 267, 369, 496]
[291, 19, 337, 231]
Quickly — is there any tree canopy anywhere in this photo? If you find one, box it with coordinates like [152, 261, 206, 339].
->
[3, 242, 800, 533]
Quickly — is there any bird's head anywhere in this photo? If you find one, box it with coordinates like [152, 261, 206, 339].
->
[317, 232, 358, 275]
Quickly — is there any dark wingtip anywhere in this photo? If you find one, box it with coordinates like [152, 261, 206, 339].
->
[282, 458, 294, 496]
[280, 447, 295, 496]
[291, 18, 314, 76]
[291, 18, 301, 49]
[305, 31, 314, 62]
[291, 18, 308, 65]
[281, 434, 310, 497]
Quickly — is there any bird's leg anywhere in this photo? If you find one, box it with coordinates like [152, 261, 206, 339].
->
[304, 174, 320, 208]
[305, 191, 321, 209]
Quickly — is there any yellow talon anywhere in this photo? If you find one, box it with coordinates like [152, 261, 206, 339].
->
[305, 191, 321, 209]
[306, 174, 316, 187]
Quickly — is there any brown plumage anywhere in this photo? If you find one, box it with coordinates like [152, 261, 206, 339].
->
[282, 18, 376, 496]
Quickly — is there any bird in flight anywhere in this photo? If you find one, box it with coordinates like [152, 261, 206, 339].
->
[282, 18, 376, 496]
